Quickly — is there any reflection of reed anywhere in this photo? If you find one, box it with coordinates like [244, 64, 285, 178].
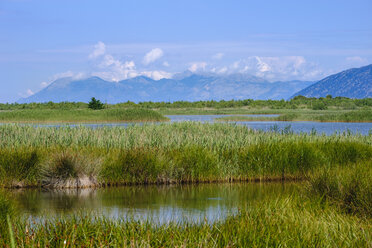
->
[3, 183, 298, 222]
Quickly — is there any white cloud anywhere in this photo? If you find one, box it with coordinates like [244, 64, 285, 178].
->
[218, 67, 228, 74]
[94, 57, 138, 82]
[143, 48, 164, 65]
[140, 70, 172, 80]
[40, 81, 49, 88]
[18, 89, 35, 98]
[229, 56, 323, 81]
[346, 56, 368, 64]
[254, 56, 271, 73]
[89, 41, 106, 59]
[163, 61, 170, 67]
[87, 43, 170, 81]
[212, 53, 224, 59]
[189, 62, 207, 72]
[26, 89, 34, 96]
[51, 71, 86, 81]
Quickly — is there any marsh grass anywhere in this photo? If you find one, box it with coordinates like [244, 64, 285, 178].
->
[215, 109, 372, 122]
[0, 123, 371, 187]
[41, 151, 101, 188]
[0, 194, 16, 241]
[4, 196, 371, 247]
[308, 161, 372, 217]
[0, 108, 168, 123]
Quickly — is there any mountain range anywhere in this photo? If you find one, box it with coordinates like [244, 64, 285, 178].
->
[19, 64, 372, 103]
[292, 64, 372, 99]
[18, 73, 313, 103]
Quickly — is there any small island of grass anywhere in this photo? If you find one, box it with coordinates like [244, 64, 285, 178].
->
[0, 108, 168, 123]
[215, 110, 372, 122]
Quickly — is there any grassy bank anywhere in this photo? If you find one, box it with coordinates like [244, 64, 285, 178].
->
[308, 160, 372, 218]
[215, 109, 372, 122]
[0, 108, 168, 123]
[1, 195, 370, 247]
[0, 123, 371, 187]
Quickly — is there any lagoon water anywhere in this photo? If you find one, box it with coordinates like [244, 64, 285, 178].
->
[167, 115, 372, 135]
[26, 114, 372, 135]
[4, 183, 297, 224]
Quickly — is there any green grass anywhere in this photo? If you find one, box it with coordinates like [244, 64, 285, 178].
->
[0, 108, 168, 123]
[215, 110, 372, 122]
[2, 195, 370, 247]
[0, 194, 16, 241]
[0, 123, 371, 187]
[308, 160, 372, 218]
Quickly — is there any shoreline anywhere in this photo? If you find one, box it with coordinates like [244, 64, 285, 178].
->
[4, 175, 305, 189]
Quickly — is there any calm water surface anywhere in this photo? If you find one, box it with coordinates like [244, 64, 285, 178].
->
[4, 183, 297, 224]
[167, 115, 372, 135]
[23, 114, 372, 135]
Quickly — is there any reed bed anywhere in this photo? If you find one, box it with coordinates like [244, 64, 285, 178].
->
[308, 160, 372, 218]
[0, 123, 371, 187]
[2, 196, 370, 247]
[0, 108, 168, 123]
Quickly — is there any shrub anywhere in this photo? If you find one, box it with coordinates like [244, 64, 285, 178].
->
[88, 97, 104, 110]
[312, 102, 327, 110]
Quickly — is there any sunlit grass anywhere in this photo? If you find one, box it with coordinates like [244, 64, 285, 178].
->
[0, 108, 168, 123]
[0, 123, 371, 187]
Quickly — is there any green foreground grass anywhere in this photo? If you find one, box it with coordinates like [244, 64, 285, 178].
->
[0, 108, 168, 123]
[0, 123, 371, 187]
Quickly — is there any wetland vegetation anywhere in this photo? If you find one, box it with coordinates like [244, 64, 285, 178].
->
[0, 96, 371, 123]
[0, 108, 168, 123]
[0, 98, 371, 246]
[0, 123, 371, 188]
[215, 109, 372, 122]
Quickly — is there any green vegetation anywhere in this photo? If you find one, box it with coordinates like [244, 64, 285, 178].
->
[0, 96, 371, 122]
[2, 96, 371, 111]
[0, 108, 168, 123]
[88, 97, 105, 110]
[0, 194, 16, 241]
[0, 123, 371, 187]
[1, 195, 370, 247]
[216, 109, 372, 122]
[0, 122, 371, 246]
[308, 160, 372, 218]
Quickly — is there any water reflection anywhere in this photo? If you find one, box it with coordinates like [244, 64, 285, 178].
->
[4, 183, 297, 224]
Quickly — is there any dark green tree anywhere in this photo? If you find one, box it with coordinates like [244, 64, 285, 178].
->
[88, 97, 104, 110]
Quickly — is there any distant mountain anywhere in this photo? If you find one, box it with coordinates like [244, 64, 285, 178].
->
[292, 64, 372, 99]
[18, 73, 314, 103]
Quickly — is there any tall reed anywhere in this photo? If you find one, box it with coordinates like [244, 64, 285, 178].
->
[0, 123, 371, 187]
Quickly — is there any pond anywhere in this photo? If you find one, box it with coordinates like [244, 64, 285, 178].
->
[3, 183, 297, 224]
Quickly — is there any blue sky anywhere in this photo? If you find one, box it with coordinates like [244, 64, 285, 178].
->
[0, 0, 371, 102]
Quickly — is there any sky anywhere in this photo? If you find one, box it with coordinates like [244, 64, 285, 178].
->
[0, 0, 371, 102]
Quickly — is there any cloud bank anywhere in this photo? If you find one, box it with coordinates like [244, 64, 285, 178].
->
[89, 43, 171, 82]
[42, 41, 372, 88]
